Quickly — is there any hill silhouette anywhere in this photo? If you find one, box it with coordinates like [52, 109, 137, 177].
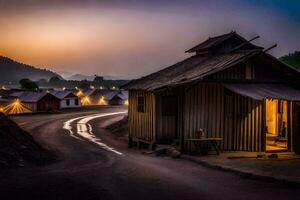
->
[0, 56, 62, 82]
[280, 51, 300, 69]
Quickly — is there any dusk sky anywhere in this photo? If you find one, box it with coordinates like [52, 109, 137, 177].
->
[0, 0, 299, 79]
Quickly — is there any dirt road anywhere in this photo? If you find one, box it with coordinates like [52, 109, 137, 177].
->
[0, 106, 299, 200]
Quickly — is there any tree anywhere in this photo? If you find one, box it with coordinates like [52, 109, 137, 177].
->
[49, 76, 61, 83]
[280, 51, 300, 69]
[79, 80, 90, 89]
[19, 78, 39, 90]
[94, 75, 104, 83]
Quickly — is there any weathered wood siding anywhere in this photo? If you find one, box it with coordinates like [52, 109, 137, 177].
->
[292, 102, 300, 153]
[154, 89, 184, 144]
[208, 58, 293, 83]
[183, 82, 265, 152]
[128, 90, 156, 142]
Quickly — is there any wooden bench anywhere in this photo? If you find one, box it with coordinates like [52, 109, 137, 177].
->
[185, 129, 223, 155]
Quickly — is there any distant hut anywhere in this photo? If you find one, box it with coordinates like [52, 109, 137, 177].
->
[123, 32, 300, 153]
[51, 91, 81, 109]
[81, 89, 112, 105]
[9, 91, 60, 112]
[105, 90, 128, 105]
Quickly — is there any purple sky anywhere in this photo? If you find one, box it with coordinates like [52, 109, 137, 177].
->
[0, 0, 299, 79]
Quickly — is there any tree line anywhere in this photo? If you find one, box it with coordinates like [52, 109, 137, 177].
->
[19, 75, 130, 90]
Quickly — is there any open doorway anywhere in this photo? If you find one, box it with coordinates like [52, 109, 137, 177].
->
[158, 95, 178, 144]
[265, 99, 288, 152]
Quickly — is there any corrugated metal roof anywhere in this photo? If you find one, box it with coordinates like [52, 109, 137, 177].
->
[123, 50, 259, 91]
[83, 89, 96, 96]
[51, 91, 76, 99]
[0, 97, 10, 103]
[104, 90, 128, 100]
[83, 89, 112, 97]
[223, 83, 300, 101]
[10, 91, 49, 103]
[185, 32, 263, 53]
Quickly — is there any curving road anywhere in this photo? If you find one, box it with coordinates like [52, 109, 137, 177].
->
[0, 106, 299, 200]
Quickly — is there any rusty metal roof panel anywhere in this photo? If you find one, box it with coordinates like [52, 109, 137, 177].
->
[123, 50, 258, 91]
[223, 83, 300, 101]
[51, 91, 74, 99]
[10, 91, 48, 103]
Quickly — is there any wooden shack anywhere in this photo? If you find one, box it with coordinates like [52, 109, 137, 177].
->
[123, 32, 300, 153]
[51, 91, 81, 109]
[9, 91, 60, 112]
[105, 90, 128, 105]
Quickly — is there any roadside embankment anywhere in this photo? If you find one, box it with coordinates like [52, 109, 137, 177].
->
[0, 113, 55, 168]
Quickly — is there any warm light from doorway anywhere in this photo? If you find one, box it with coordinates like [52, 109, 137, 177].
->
[124, 99, 129, 106]
[81, 96, 91, 105]
[98, 96, 107, 105]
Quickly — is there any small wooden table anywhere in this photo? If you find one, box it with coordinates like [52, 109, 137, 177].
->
[185, 138, 223, 155]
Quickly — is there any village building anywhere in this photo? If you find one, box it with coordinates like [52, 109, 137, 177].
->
[51, 91, 81, 109]
[9, 91, 60, 112]
[123, 32, 300, 153]
[80, 89, 112, 105]
[79, 89, 128, 106]
[105, 90, 128, 105]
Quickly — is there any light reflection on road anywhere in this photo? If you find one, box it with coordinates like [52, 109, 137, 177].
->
[63, 112, 127, 155]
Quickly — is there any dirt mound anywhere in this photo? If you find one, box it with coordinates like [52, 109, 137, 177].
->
[0, 113, 54, 168]
[106, 116, 128, 137]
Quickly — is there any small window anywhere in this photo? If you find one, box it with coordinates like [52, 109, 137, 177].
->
[75, 99, 79, 106]
[66, 99, 70, 106]
[137, 96, 145, 113]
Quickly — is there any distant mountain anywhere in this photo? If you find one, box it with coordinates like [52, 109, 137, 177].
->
[279, 51, 300, 69]
[66, 74, 129, 81]
[0, 56, 62, 82]
[66, 74, 95, 81]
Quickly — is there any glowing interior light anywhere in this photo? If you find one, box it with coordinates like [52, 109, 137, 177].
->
[98, 96, 107, 105]
[124, 99, 129, 106]
[90, 85, 95, 89]
[2, 99, 32, 115]
[76, 90, 84, 97]
[14, 99, 20, 106]
[81, 96, 91, 105]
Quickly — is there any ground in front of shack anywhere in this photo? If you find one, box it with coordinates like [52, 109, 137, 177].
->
[106, 117, 300, 185]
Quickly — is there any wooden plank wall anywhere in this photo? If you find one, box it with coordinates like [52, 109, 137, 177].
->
[209, 63, 246, 80]
[128, 90, 155, 142]
[183, 82, 265, 152]
[155, 90, 183, 143]
[231, 94, 265, 151]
